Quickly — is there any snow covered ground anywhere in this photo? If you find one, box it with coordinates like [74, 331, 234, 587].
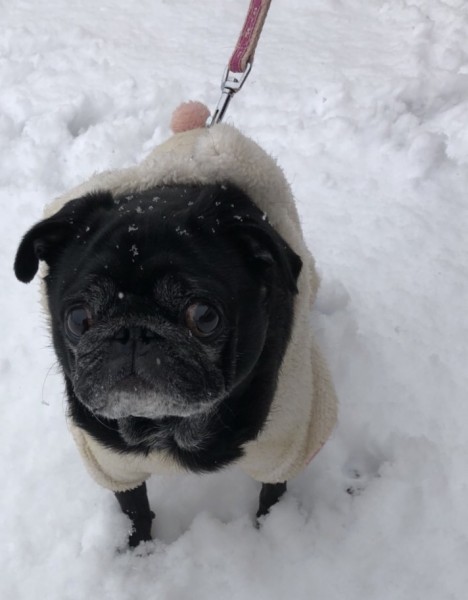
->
[2, 0, 468, 598]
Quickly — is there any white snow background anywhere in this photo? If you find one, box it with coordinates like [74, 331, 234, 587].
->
[2, 0, 468, 598]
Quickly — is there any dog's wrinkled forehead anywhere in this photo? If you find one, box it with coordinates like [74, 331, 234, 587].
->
[14, 182, 302, 298]
[59, 185, 260, 298]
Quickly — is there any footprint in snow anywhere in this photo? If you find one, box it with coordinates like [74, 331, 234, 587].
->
[343, 449, 384, 497]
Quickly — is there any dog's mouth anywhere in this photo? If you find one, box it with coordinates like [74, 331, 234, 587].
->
[85, 372, 220, 421]
[111, 374, 153, 395]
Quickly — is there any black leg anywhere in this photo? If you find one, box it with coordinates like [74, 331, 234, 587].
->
[115, 482, 155, 547]
[256, 481, 287, 521]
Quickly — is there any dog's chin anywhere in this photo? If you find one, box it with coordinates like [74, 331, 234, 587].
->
[82, 375, 219, 421]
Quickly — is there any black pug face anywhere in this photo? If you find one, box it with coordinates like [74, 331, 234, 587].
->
[14, 184, 302, 445]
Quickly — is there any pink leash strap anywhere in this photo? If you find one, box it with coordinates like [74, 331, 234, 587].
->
[229, 0, 272, 73]
[207, 0, 272, 126]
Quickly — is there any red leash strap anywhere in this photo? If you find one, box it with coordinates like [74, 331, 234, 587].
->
[207, 0, 272, 126]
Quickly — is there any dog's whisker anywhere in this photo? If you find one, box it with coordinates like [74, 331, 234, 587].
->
[93, 413, 119, 433]
[41, 360, 60, 406]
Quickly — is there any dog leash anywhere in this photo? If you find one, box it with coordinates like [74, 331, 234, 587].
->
[207, 0, 272, 126]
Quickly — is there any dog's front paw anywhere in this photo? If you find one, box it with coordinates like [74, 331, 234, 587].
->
[256, 482, 287, 524]
[127, 511, 155, 548]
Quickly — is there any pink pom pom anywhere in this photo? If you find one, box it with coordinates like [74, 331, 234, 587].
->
[170, 101, 211, 133]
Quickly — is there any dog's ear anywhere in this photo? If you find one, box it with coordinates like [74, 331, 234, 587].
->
[233, 221, 303, 294]
[14, 191, 114, 283]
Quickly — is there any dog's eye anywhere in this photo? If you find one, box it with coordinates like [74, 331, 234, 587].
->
[185, 303, 220, 337]
[65, 305, 93, 341]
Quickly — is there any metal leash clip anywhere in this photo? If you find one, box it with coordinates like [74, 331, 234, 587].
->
[206, 63, 252, 127]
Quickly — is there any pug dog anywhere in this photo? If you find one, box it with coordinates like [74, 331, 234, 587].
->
[14, 121, 338, 547]
[14, 183, 302, 546]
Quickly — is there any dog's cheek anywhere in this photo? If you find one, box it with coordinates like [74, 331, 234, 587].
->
[48, 312, 76, 382]
[71, 338, 111, 409]
[162, 340, 227, 403]
[229, 303, 269, 385]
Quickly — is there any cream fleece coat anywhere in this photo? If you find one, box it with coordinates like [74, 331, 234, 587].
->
[44, 124, 338, 491]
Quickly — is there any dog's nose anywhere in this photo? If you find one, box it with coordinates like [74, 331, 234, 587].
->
[113, 326, 158, 345]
